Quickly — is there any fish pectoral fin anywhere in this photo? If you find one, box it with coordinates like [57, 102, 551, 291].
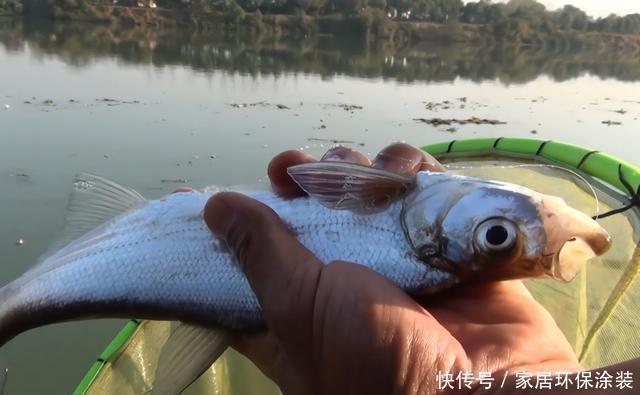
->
[150, 322, 232, 395]
[287, 162, 415, 213]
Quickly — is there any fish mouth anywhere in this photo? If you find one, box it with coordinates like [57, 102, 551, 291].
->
[539, 196, 611, 282]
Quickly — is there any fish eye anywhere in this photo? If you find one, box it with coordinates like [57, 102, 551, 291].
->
[475, 218, 517, 254]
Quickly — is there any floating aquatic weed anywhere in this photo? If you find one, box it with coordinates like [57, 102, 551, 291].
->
[414, 117, 506, 126]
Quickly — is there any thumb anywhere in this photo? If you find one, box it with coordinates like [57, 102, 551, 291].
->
[203, 192, 322, 346]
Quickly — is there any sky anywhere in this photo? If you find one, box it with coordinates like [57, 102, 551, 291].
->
[489, 1, 640, 17]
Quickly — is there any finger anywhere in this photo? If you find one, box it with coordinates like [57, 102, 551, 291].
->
[268, 150, 316, 198]
[372, 143, 445, 174]
[204, 192, 322, 348]
[320, 146, 371, 165]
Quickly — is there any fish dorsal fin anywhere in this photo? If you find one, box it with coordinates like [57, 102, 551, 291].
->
[24, 174, 146, 280]
[55, 173, 146, 249]
[287, 162, 415, 213]
[150, 322, 231, 395]
[13, 174, 145, 286]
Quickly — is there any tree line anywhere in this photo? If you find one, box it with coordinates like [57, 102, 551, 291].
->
[5, 0, 640, 36]
[170, 0, 640, 35]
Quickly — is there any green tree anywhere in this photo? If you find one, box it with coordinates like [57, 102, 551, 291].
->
[554, 4, 589, 30]
[505, 0, 548, 28]
[461, 1, 507, 25]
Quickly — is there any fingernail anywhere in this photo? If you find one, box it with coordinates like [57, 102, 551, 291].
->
[321, 146, 371, 165]
[372, 143, 445, 174]
[320, 146, 346, 161]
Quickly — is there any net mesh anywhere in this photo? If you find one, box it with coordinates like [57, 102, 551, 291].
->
[85, 158, 640, 394]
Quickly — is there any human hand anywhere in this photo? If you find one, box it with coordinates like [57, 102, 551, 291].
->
[203, 143, 580, 395]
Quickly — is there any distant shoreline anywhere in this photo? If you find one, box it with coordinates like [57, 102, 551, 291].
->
[2, 3, 640, 51]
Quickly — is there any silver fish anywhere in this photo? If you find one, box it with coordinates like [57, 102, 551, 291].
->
[0, 162, 610, 393]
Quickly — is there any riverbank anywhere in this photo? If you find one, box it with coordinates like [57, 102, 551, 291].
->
[3, 17, 640, 84]
[8, 3, 431, 44]
[4, 3, 640, 51]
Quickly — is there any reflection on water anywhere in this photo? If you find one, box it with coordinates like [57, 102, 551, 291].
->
[3, 17, 640, 84]
[0, 15, 640, 395]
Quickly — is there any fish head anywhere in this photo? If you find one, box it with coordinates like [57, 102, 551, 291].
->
[402, 173, 611, 284]
[287, 162, 610, 284]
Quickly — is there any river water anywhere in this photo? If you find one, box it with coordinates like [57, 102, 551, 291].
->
[0, 17, 639, 394]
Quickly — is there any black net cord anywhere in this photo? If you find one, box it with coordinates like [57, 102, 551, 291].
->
[593, 164, 640, 220]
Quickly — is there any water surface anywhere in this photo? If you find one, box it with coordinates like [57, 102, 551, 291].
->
[1, 17, 639, 394]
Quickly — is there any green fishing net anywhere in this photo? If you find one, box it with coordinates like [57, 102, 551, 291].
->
[82, 157, 640, 395]
[85, 321, 279, 395]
